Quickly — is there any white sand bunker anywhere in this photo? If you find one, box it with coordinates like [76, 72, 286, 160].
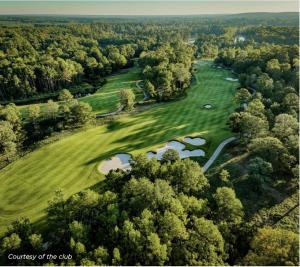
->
[99, 153, 132, 174]
[184, 137, 206, 146]
[99, 140, 206, 174]
[225, 77, 238, 82]
[203, 104, 212, 109]
[147, 141, 205, 160]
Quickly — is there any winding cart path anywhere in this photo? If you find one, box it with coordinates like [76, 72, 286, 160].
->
[203, 137, 237, 172]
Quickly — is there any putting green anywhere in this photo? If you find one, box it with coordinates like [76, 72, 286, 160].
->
[0, 60, 238, 233]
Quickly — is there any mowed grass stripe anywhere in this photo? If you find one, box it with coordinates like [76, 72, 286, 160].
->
[0, 61, 238, 233]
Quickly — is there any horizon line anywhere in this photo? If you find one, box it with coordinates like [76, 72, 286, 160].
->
[0, 11, 298, 16]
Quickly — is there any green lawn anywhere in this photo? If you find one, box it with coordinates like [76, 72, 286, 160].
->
[18, 67, 143, 118]
[0, 61, 238, 233]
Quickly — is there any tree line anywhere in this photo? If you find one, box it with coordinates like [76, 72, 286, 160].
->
[212, 38, 299, 191]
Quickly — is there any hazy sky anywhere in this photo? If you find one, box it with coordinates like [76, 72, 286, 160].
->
[0, 1, 298, 15]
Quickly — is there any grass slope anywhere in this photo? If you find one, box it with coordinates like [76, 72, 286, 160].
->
[0, 61, 238, 233]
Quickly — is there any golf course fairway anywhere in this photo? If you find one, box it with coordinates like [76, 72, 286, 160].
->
[0, 61, 238, 233]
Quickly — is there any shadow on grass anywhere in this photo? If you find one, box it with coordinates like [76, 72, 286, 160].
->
[84, 110, 229, 167]
[83, 62, 236, 167]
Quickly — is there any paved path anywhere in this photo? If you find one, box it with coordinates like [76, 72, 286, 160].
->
[203, 137, 237, 172]
[96, 105, 124, 118]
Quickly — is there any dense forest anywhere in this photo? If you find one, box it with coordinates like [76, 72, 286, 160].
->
[0, 25, 143, 101]
[0, 21, 194, 102]
[0, 14, 299, 266]
[0, 13, 298, 102]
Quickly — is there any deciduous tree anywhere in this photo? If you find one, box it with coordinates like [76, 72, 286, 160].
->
[243, 227, 299, 266]
[119, 89, 135, 111]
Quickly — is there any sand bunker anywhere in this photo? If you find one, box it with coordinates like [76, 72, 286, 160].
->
[225, 77, 238, 82]
[99, 139, 206, 174]
[184, 137, 206, 146]
[203, 104, 212, 109]
[147, 141, 205, 160]
[99, 153, 132, 174]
